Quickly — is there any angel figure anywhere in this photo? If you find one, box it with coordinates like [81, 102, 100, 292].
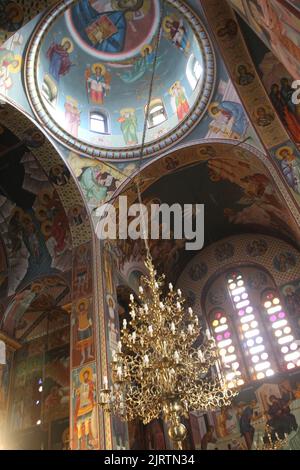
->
[163, 15, 190, 54]
[85, 63, 111, 105]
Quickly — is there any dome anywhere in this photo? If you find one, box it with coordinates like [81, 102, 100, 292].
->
[25, 0, 215, 161]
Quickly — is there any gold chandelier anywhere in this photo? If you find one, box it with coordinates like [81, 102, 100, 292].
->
[99, 256, 239, 449]
[255, 425, 289, 451]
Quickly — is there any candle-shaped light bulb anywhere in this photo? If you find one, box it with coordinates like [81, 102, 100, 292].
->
[148, 325, 153, 337]
[118, 341, 122, 353]
[169, 283, 173, 291]
[176, 302, 181, 311]
[194, 316, 199, 325]
[117, 365, 123, 380]
[123, 319, 127, 329]
[177, 289, 182, 297]
[144, 304, 148, 313]
[154, 282, 159, 289]
[198, 349, 204, 362]
[130, 310, 136, 320]
[132, 332, 136, 343]
[170, 322, 176, 334]
[139, 286, 143, 294]
[159, 302, 164, 309]
[130, 293, 134, 302]
[103, 376, 108, 389]
[174, 351, 180, 364]
[188, 324, 194, 335]
[143, 354, 149, 367]
[188, 307, 193, 316]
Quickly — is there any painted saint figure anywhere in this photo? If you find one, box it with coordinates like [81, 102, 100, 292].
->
[276, 146, 300, 194]
[118, 44, 164, 84]
[118, 108, 138, 145]
[85, 63, 110, 105]
[0, 47, 20, 97]
[75, 299, 93, 365]
[72, 0, 145, 54]
[64, 96, 80, 138]
[46, 38, 74, 82]
[209, 101, 248, 139]
[269, 82, 300, 143]
[74, 367, 96, 450]
[163, 16, 190, 54]
[169, 81, 190, 122]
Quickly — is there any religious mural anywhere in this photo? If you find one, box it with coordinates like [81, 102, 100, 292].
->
[201, 0, 300, 212]
[0, 125, 72, 297]
[236, 17, 300, 150]
[111, 142, 300, 284]
[9, 306, 70, 450]
[206, 81, 249, 141]
[177, 235, 300, 451]
[205, 372, 300, 450]
[230, 0, 300, 80]
[72, 363, 98, 450]
[24, 0, 214, 160]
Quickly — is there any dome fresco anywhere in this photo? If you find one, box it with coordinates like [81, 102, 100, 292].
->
[25, 0, 215, 161]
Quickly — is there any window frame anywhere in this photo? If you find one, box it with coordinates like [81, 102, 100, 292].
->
[89, 109, 110, 135]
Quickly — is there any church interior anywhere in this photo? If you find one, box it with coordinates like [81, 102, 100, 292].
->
[1, 0, 300, 451]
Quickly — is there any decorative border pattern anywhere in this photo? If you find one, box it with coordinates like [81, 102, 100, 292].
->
[24, 0, 216, 161]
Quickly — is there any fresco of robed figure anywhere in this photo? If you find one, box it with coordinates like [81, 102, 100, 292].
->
[70, 0, 157, 56]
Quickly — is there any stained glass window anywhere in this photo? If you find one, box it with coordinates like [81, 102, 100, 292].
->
[206, 268, 300, 384]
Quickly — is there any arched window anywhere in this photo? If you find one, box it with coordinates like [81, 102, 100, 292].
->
[146, 99, 167, 128]
[262, 290, 300, 370]
[186, 54, 203, 91]
[90, 111, 109, 134]
[205, 267, 300, 385]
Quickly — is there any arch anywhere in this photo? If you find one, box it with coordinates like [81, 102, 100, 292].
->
[90, 109, 110, 135]
[0, 103, 105, 450]
[177, 234, 300, 385]
[112, 139, 300, 232]
[186, 53, 203, 91]
[146, 99, 168, 128]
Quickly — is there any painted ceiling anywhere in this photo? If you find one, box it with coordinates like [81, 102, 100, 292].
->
[111, 142, 300, 283]
[0, 123, 72, 303]
[25, 0, 215, 160]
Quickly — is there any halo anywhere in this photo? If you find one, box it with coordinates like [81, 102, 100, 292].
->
[36, 206, 47, 222]
[61, 37, 74, 53]
[169, 81, 180, 95]
[8, 55, 22, 74]
[106, 294, 115, 308]
[79, 366, 92, 383]
[77, 298, 89, 310]
[275, 146, 293, 159]
[163, 16, 174, 33]
[282, 284, 296, 295]
[141, 44, 153, 57]
[208, 102, 221, 118]
[254, 105, 274, 119]
[120, 108, 135, 116]
[6, 3, 24, 22]
[40, 189, 53, 205]
[41, 220, 52, 237]
[92, 63, 106, 75]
